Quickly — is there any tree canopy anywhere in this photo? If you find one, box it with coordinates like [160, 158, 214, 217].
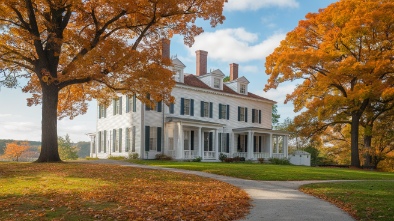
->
[0, 0, 226, 162]
[264, 0, 394, 167]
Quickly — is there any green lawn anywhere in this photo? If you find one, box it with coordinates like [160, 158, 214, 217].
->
[127, 160, 394, 181]
[301, 181, 394, 221]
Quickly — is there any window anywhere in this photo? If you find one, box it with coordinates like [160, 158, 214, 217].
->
[214, 78, 221, 89]
[219, 133, 229, 153]
[238, 107, 248, 122]
[181, 98, 194, 116]
[169, 103, 175, 114]
[252, 109, 262, 123]
[201, 101, 213, 118]
[126, 95, 135, 113]
[184, 131, 190, 150]
[112, 128, 122, 152]
[99, 104, 106, 118]
[146, 101, 162, 112]
[240, 84, 246, 94]
[204, 132, 213, 151]
[126, 128, 131, 152]
[238, 135, 247, 152]
[145, 126, 162, 152]
[113, 97, 122, 115]
[219, 104, 230, 120]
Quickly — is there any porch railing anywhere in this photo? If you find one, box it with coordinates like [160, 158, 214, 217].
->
[184, 150, 198, 159]
[167, 150, 176, 158]
[233, 152, 247, 158]
[204, 151, 216, 159]
[272, 153, 285, 159]
[254, 152, 270, 159]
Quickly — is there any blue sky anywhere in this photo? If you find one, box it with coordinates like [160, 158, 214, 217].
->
[0, 0, 337, 142]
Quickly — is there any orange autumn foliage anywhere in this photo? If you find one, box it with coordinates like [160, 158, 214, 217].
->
[264, 0, 394, 167]
[3, 141, 30, 162]
[0, 0, 227, 161]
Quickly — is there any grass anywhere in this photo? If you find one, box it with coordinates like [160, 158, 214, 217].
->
[126, 160, 394, 181]
[0, 162, 250, 221]
[301, 181, 394, 221]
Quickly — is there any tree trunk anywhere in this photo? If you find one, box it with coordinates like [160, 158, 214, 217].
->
[364, 134, 372, 167]
[36, 84, 61, 162]
[350, 113, 361, 167]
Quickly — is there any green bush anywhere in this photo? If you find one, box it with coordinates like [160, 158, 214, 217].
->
[155, 154, 172, 160]
[257, 158, 265, 164]
[269, 158, 291, 165]
[192, 156, 202, 162]
[219, 153, 228, 162]
[128, 153, 139, 159]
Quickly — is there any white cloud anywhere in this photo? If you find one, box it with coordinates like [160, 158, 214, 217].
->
[0, 121, 41, 140]
[225, 0, 299, 11]
[258, 84, 296, 104]
[243, 65, 260, 74]
[188, 28, 285, 63]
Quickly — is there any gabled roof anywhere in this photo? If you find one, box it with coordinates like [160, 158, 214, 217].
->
[181, 74, 275, 103]
[225, 76, 249, 84]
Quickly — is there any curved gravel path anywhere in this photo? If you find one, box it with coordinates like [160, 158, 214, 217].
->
[77, 159, 355, 221]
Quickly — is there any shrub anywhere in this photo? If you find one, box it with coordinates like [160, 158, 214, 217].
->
[155, 154, 172, 160]
[192, 156, 202, 162]
[128, 153, 139, 159]
[257, 158, 265, 164]
[269, 158, 291, 165]
[219, 153, 228, 162]
[224, 158, 234, 163]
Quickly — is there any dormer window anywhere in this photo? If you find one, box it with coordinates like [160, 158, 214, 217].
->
[214, 78, 221, 89]
[240, 84, 246, 94]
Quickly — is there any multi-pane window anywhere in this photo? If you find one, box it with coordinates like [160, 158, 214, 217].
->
[219, 133, 229, 153]
[113, 128, 122, 152]
[201, 101, 212, 118]
[203, 102, 209, 117]
[238, 135, 246, 152]
[126, 95, 134, 113]
[113, 97, 122, 115]
[252, 109, 261, 123]
[240, 84, 246, 94]
[181, 98, 194, 116]
[99, 104, 106, 118]
[184, 131, 190, 150]
[149, 127, 157, 151]
[219, 104, 229, 120]
[214, 78, 221, 89]
[239, 107, 245, 121]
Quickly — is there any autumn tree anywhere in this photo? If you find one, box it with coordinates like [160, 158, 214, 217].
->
[264, 0, 394, 167]
[3, 141, 30, 162]
[0, 0, 226, 162]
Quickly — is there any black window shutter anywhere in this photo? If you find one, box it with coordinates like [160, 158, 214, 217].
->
[170, 103, 174, 114]
[259, 110, 262, 124]
[119, 97, 122, 115]
[201, 101, 204, 117]
[218, 133, 222, 152]
[190, 99, 194, 116]
[209, 102, 213, 118]
[126, 96, 130, 113]
[219, 104, 222, 119]
[146, 94, 151, 111]
[259, 136, 262, 152]
[99, 105, 102, 118]
[104, 106, 106, 118]
[237, 135, 240, 151]
[245, 135, 248, 152]
[104, 130, 107, 153]
[253, 136, 256, 152]
[238, 106, 241, 121]
[98, 132, 101, 152]
[245, 108, 248, 122]
[191, 131, 194, 150]
[158, 101, 162, 112]
[119, 128, 122, 152]
[145, 126, 150, 151]
[226, 134, 230, 153]
[252, 109, 255, 123]
[112, 129, 116, 152]
[157, 127, 162, 152]
[180, 98, 184, 115]
[209, 132, 213, 151]
[226, 105, 230, 120]
[133, 95, 137, 112]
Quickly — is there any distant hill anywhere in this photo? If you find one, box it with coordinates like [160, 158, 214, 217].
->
[0, 139, 41, 155]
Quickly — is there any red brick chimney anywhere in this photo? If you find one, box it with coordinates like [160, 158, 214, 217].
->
[196, 50, 208, 76]
[161, 39, 170, 60]
[230, 63, 239, 81]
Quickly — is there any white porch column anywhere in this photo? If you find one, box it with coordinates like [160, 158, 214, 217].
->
[269, 133, 273, 158]
[215, 129, 219, 160]
[177, 122, 183, 159]
[284, 135, 288, 158]
[198, 127, 202, 159]
[247, 131, 254, 159]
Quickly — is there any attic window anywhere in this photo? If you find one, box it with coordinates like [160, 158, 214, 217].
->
[214, 78, 221, 89]
[240, 84, 246, 94]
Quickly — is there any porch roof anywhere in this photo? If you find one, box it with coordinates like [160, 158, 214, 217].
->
[232, 127, 290, 135]
[166, 117, 225, 128]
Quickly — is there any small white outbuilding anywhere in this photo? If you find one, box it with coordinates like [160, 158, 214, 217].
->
[289, 150, 311, 166]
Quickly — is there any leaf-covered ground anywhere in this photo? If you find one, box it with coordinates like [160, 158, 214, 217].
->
[0, 162, 250, 221]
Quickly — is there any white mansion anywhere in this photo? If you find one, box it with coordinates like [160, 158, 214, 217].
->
[89, 41, 289, 161]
